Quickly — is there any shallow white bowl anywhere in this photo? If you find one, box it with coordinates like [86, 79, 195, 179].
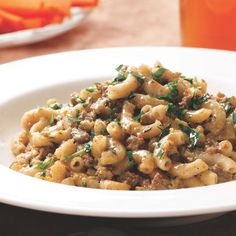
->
[0, 47, 235, 224]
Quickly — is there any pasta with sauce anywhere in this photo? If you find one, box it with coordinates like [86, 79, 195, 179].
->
[10, 61, 236, 190]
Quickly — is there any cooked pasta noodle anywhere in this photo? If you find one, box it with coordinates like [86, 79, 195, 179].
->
[10, 61, 236, 190]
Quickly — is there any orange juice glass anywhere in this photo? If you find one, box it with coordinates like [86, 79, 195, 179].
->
[180, 0, 236, 50]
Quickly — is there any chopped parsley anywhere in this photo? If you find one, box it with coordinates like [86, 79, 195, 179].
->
[127, 150, 136, 167]
[50, 103, 63, 110]
[224, 98, 234, 115]
[65, 150, 85, 162]
[35, 158, 52, 170]
[49, 114, 55, 125]
[86, 87, 95, 93]
[133, 111, 144, 122]
[40, 170, 48, 177]
[90, 129, 95, 139]
[82, 180, 88, 187]
[232, 112, 236, 124]
[167, 103, 187, 118]
[107, 108, 118, 122]
[111, 74, 126, 84]
[67, 115, 81, 124]
[82, 103, 89, 108]
[159, 124, 171, 140]
[101, 130, 109, 136]
[76, 97, 86, 103]
[84, 141, 92, 153]
[155, 142, 164, 159]
[116, 64, 123, 71]
[158, 80, 178, 102]
[127, 92, 136, 100]
[189, 94, 210, 110]
[131, 71, 145, 84]
[153, 67, 166, 80]
[64, 142, 92, 162]
[179, 124, 199, 147]
[181, 76, 194, 84]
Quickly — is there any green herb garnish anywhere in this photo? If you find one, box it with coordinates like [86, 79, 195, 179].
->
[35, 158, 52, 170]
[76, 97, 86, 103]
[179, 124, 199, 147]
[65, 142, 92, 162]
[159, 124, 171, 140]
[65, 150, 85, 162]
[101, 130, 109, 136]
[107, 108, 118, 122]
[82, 180, 88, 187]
[50, 103, 62, 110]
[111, 74, 126, 85]
[67, 115, 81, 124]
[127, 150, 136, 167]
[49, 114, 54, 125]
[155, 142, 164, 159]
[153, 67, 166, 80]
[82, 103, 89, 108]
[167, 103, 187, 118]
[86, 87, 95, 93]
[189, 94, 210, 110]
[158, 80, 178, 102]
[40, 170, 48, 177]
[116, 64, 123, 71]
[131, 71, 145, 84]
[232, 112, 236, 124]
[127, 92, 136, 100]
[90, 129, 95, 139]
[181, 76, 194, 84]
[224, 98, 234, 115]
[133, 111, 144, 121]
[84, 141, 92, 153]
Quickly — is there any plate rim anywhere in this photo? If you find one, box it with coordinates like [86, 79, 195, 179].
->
[0, 46, 236, 218]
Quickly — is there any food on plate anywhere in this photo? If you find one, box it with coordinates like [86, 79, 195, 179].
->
[0, 0, 98, 34]
[10, 61, 236, 190]
[72, 0, 99, 7]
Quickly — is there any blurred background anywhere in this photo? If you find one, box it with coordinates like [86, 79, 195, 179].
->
[1, 0, 236, 64]
[0, 0, 180, 64]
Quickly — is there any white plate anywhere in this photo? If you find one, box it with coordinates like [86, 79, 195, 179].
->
[0, 47, 236, 221]
[0, 7, 91, 48]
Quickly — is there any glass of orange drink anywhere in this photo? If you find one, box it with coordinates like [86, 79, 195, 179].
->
[180, 0, 236, 50]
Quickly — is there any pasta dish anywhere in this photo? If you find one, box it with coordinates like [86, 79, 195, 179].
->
[10, 61, 236, 190]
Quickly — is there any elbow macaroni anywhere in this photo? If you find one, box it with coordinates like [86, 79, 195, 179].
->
[10, 61, 236, 190]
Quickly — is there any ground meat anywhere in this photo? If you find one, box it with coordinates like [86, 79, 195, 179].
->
[71, 128, 90, 143]
[83, 154, 97, 168]
[118, 171, 141, 188]
[79, 111, 96, 121]
[37, 147, 54, 160]
[95, 82, 108, 95]
[149, 172, 171, 190]
[91, 97, 111, 117]
[210, 165, 233, 183]
[96, 166, 113, 180]
[70, 92, 79, 106]
[179, 93, 192, 109]
[126, 135, 145, 150]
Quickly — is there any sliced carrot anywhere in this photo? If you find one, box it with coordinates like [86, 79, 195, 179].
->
[0, 7, 58, 18]
[0, 8, 24, 31]
[0, 0, 71, 16]
[71, 0, 99, 7]
[21, 17, 44, 29]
